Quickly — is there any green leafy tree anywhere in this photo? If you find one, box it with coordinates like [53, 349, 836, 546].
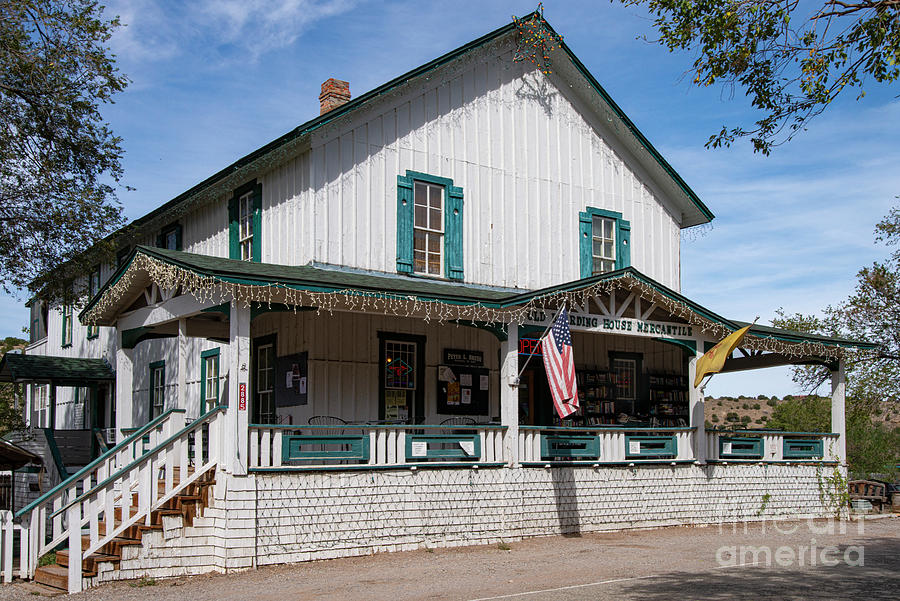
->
[1, 0, 128, 295]
[0, 336, 27, 435]
[619, 0, 900, 154]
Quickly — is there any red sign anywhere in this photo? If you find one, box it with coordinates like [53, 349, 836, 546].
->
[239, 383, 247, 411]
[519, 338, 542, 357]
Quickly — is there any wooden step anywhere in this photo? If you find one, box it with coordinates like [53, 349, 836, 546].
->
[57, 549, 120, 575]
[33, 565, 68, 591]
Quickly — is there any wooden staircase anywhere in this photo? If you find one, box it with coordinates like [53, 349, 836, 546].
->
[33, 470, 215, 592]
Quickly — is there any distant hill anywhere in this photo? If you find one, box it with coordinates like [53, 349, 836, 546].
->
[705, 395, 900, 430]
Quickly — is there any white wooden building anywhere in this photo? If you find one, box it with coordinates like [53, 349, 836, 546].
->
[0, 13, 874, 593]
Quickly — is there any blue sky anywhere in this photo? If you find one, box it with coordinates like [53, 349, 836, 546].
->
[3, 0, 897, 398]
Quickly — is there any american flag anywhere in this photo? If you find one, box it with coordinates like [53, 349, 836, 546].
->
[541, 308, 578, 419]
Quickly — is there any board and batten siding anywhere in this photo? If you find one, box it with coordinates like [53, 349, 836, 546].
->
[249, 38, 683, 291]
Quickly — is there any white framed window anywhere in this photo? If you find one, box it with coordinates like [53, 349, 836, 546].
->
[34, 384, 48, 427]
[256, 343, 274, 423]
[413, 181, 443, 276]
[592, 215, 616, 275]
[150, 362, 165, 419]
[61, 303, 73, 347]
[239, 191, 254, 261]
[204, 354, 219, 409]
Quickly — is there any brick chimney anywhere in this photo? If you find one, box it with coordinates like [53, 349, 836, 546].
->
[319, 78, 351, 114]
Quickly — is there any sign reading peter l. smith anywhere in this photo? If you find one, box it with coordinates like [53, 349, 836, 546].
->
[524, 309, 695, 340]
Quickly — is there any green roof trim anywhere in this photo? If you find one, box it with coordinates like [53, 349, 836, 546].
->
[82, 246, 876, 353]
[0, 354, 115, 384]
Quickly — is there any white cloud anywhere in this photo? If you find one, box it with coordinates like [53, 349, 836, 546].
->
[105, 0, 359, 67]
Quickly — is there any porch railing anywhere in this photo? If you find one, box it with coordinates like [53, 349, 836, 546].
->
[249, 424, 507, 470]
[706, 429, 840, 463]
[518, 426, 695, 464]
[14, 406, 225, 593]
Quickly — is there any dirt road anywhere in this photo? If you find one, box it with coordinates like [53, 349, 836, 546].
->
[2, 516, 896, 600]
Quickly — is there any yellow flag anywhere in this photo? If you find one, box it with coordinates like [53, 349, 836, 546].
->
[694, 325, 753, 388]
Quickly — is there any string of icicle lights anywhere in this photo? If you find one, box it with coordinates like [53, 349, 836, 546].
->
[83, 251, 854, 361]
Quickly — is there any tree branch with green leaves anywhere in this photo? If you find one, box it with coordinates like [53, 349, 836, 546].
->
[618, 0, 900, 154]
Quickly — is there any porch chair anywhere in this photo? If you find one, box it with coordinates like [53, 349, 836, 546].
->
[307, 416, 349, 460]
[440, 416, 476, 435]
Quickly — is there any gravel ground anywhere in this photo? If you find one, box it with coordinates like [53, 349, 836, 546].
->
[1, 516, 896, 600]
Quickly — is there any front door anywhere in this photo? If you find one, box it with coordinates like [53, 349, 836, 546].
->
[252, 334, 277, 424]
[378, 333, 425, 424]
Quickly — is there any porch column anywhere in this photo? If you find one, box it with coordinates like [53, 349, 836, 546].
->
[831, 359, 847, 467]
[177, 318, 188, 414]
[226, 301, 251, 475]
[500, 322, 519, 467]
[115, 329, 134, 442]
[688, 351, 706, 463]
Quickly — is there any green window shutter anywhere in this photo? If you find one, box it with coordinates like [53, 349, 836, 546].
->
[228, 192, 240, 260]
[617, 219, 631, 269]
[252, 183, 262, 262]
[174, 223, 183, 251]
[396, 175, 414, 274]
[445, 185, 464, 280]
[578, 211, 592, 278]
[155, 231, 164, 249]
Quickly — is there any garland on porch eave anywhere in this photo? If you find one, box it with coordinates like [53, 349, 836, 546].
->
[82, 252, 853, 362]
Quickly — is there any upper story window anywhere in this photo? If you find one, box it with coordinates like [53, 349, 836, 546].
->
[579, 207, 631, 278]
[413, 181, 444, 275]
[229, 180, 262, 262]
[157, 223, 182, 251]
[396, 171, 463, 280]
[29, 299, 48, 343]
[61, 303, 73, 348]
[86, 266, 101, 339]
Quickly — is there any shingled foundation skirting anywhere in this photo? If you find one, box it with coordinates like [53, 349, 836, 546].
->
[96, 463, 835, 582]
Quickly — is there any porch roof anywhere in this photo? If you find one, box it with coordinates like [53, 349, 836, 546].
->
[0, 354, 115, 385]
[81, 246, 877, 359]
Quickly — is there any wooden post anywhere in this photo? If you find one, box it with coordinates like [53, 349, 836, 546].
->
[115, 329, 134, 443]
[688, 352, 706, 463]
[66, 501, 82, 593]
[831, 359, 847, 467]
[500, 322, 519, 467]
[227, 301, 251, 475]
[177, 319, 188, 415]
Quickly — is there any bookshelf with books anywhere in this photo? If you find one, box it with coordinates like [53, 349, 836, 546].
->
[646, 372, 689, 425]
[552, 368, 618, 426]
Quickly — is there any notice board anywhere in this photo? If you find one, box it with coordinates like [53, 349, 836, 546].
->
[437, 364, 490, 416]
[274, 351, 308, 407]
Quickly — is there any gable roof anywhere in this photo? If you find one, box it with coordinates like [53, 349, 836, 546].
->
[123, 12, 713, 240]
[82, 246, 874, 358]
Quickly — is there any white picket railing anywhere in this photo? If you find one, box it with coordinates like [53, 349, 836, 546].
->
[14, 406, 225, 593]
[249, 424, 507, 469]
[518, 426, 695, 463]
[706, 429, 840, 462]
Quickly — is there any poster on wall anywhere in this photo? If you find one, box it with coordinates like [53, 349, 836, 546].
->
[274, 352, 308, 407]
